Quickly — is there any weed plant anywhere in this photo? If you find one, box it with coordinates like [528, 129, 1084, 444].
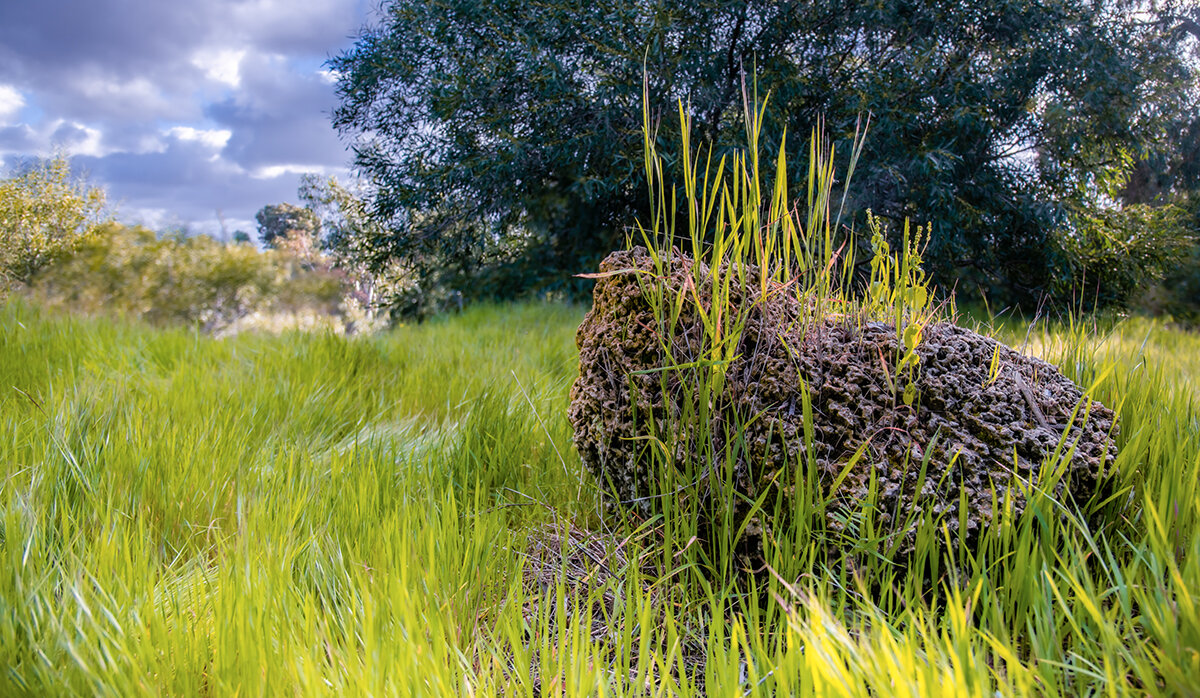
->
[623, 81, 957, 608]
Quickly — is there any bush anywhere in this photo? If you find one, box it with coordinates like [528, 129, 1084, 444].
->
[1058, 200, 1195, 308]
[0, 154, 107, 289]
[28, 223, 347, 332]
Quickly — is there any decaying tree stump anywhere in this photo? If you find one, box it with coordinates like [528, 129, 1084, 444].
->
[569, 247, 1118, 569]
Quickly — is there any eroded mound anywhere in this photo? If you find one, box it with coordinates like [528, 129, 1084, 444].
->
[569, 247, 1118, 568]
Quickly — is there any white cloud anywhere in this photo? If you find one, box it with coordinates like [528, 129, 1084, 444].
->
[250, 163, 329, 179]
[123, 206, 174, 231]
[74, 75, 158, 102]
[192, 48, 246, 88]
[67, 73, 182, 120]
[56, 121, 106, 157]
[0, 117, 161, 159]
[167, 126, 232, 150]
[0, 85, 24, 124]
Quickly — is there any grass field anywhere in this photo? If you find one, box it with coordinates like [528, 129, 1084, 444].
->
[2, 298, 1199, 696]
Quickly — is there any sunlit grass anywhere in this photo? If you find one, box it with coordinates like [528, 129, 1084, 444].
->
[2, 298, 1199, 696]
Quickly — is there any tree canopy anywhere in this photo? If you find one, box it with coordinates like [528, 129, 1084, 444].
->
[331, 0, 1199, 310]
[255, 202, 320, 250]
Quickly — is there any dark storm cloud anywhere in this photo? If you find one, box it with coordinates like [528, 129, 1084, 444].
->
[0, 0, 370, 232]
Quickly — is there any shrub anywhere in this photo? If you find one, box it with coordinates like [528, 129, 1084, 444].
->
[0, 154, 107, 289]
[28, 223, 346, 332]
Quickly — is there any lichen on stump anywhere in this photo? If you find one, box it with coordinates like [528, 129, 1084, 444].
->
[568, 247, 1118, 569]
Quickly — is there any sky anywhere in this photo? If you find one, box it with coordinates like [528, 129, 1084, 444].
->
[0, 0, 374, 238]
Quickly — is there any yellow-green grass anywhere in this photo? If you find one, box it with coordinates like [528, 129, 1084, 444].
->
[2, 298, 1199, 696]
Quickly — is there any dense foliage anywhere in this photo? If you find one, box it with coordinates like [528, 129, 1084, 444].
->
[0, 154, 107, 288]
[27, 222, 347, 332]
[255, 202, 321, 250]
[331, 0, 1199, 311]
[300, 173, 477, 321]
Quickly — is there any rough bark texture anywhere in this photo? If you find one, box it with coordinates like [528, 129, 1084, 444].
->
[569, 247, 1118, 568]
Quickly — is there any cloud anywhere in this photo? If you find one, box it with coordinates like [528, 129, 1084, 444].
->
[74, 138, 348, 236]
[0, 85, 24, 124]
[0, 0, 368, 231]
[232, 0, 365, 54]
[192, 48, 247, 89]
[205, 51, 349, 172]
[0, 1, 209, 85]
[50, 121, 107, 157]
[0, 124, 39, 153]
[166, 126, 232, 151]
[64, 71, 188, 122]
[0, 118, 127, 158]
[250, 164, 336, 180]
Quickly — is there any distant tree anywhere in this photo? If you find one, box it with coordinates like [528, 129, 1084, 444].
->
[232, 230, 251, 245]
[0, 153, 107, 288]
[298, 175, 382, 270]
[331, 0, 1198, 309]
[299, 173, 433, 321]
[255, 202, 319, 249]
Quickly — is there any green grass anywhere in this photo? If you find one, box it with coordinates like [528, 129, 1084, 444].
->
[2, 298, 1199, 696]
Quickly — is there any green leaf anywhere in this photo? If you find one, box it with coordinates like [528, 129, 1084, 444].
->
[903, 323, 923, 352]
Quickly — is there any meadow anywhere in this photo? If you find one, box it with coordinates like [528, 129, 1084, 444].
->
[2, 297, 1199, 696]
